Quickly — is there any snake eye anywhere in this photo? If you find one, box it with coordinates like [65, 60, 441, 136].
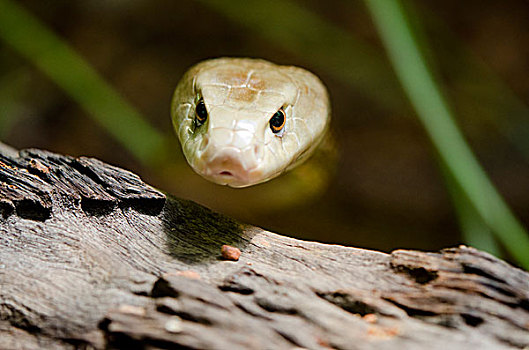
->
[269, 108, 286, 135]
[195, 99, 208, 127]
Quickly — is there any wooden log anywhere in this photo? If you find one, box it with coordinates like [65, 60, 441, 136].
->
[0, 142, 528, 349]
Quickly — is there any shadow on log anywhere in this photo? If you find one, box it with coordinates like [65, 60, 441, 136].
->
[0, 142, 528, 349]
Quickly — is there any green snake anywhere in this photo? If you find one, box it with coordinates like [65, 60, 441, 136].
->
[171, 58, 331, 188]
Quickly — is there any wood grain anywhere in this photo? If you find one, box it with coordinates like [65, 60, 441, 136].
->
[1, 142, 528, 349]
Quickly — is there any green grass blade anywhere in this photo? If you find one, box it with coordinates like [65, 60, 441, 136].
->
[365, 0, 529, 268]
[0, 0, 166, 165]
[441, 162, 500, 255]
[196, 0, 406, 113]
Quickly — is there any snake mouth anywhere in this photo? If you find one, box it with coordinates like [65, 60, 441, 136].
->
[202, 165, 261, 187]
[195, 161, 264, 187]
[198, 145, 257, 185]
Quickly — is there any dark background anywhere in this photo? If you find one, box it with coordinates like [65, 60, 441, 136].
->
[2, 0, 529, 257]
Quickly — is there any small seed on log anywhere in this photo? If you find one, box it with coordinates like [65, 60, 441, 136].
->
[221, 245, 241, 261]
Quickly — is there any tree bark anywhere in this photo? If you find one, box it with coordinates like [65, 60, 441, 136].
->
[0, 143, 528, 349]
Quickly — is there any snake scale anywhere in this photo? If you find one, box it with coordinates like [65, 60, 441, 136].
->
[171, 57, 331, 188]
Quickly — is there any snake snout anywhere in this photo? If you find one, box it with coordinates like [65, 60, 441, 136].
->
[199, 139, 264, 186]
[205, 148, 250, 182]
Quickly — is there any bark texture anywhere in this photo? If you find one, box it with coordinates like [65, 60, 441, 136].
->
[0, 143, 528, 349]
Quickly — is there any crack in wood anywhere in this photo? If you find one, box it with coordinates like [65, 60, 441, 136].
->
[316, 291, 379, 316]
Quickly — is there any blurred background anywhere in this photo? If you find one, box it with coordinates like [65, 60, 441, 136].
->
[1, 0, 529, 265]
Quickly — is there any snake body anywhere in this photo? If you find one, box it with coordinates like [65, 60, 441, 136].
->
[171, 58, 330, 188]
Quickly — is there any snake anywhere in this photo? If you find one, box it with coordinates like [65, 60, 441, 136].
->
[171, 57, 331, 188]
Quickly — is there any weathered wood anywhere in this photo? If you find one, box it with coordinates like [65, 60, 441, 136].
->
[0, 142, 528, 349]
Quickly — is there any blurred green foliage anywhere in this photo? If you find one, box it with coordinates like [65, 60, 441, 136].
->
[0, 69, 26, 138]
[0, 0, 167, 165]
[0, 0, 527, 268]
[365, 0, 529, 267]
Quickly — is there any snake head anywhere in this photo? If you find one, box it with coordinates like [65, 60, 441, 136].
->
[171, 57, 330, 188]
